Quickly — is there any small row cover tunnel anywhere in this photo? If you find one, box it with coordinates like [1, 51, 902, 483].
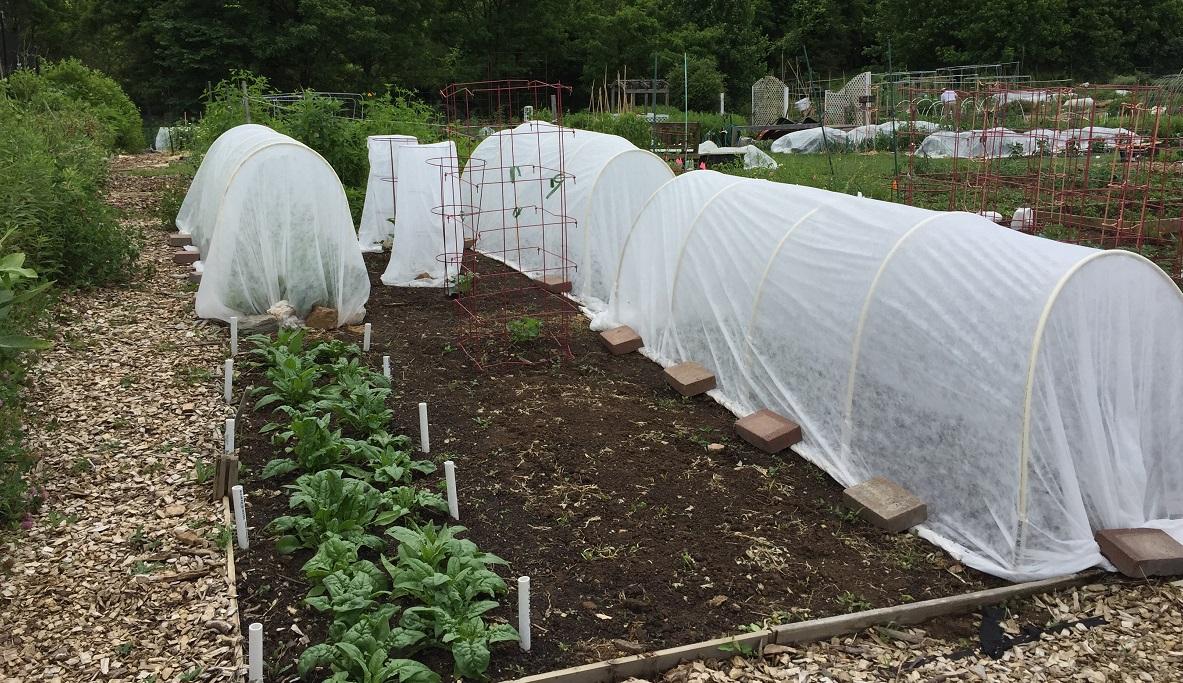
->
[174, 122, 1183, 581]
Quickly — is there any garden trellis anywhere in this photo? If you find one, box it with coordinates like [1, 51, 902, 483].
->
[593, 170, 1183, 581]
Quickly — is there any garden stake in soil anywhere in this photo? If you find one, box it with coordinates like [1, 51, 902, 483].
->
[248, 621, 263, 682]
[383, 354, 391, 379]
[223, 358, 233, 404]
[519, 575, 532, 652]
[230, 315, 239, 355]
[444, 459, 458, 520]
[419, 401, 430, 453]
[232, 484, 248, 550]
[224, 417, 236, 453]
[363, 322, 371, 351]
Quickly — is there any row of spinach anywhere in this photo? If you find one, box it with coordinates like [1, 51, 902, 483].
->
[245, 329, 519, 682]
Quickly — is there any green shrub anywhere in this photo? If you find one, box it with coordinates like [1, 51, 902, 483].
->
[1, 60, 143, 152]
[0, 99, 140, 286]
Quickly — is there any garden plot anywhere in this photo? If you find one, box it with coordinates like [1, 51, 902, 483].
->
[233, 252, 1002, 681]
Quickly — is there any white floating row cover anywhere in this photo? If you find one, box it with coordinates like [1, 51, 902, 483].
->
[593, 169, 1183, 581]
[154, 126, 188, 152]
[772, 121, 941, 154]
[359, 135, 418, 252]
[185, 124, 369, 326]
[381, 141, 462, 287]
[462, 121, 675, 308]
[916, 127, 1139, 158]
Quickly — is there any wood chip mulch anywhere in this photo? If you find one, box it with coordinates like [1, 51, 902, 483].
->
[650, 579, 1183, 682]
[0, 153, 241, 683]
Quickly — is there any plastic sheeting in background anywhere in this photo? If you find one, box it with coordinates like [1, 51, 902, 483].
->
[154, 126, 189, 152]
[594, 170, 1183, 581]
[770, 126, 849, 153]
[358, 135, 418, 252]
[193, 128, 369, 326]
[381, 141, 461, 287]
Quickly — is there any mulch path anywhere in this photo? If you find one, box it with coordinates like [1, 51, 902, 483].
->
[0, 153, 241, 683]
[658, 578, 1183, 682]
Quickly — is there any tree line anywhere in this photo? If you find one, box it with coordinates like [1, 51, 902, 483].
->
[3, 0, 1182, 116]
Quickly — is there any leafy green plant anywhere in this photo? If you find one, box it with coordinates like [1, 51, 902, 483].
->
[297, 640, 439, 683]
[505, 317, 542, 345]
[306, 567, 391, 625]
[0, 249, 50, 351]
[245, 328, 310, 369]
[268, 470, 397, 553]
[315, 382, 393, 435]
[254, 351, 325, 411]
[381, 522, 516, 679]
[262, 411, 357, 478]
[302, 535, 380, 596]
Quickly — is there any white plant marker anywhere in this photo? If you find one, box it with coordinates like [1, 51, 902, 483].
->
[230, 316, 239, 355]
[225, 418, 236, 454]
[224, 358, 234, 403]
[231, 484, 249, 550]
[363, 323, 372, 351]
[248, 622, 263, 681]
[518, 576, 531, 652]
[444, 460, 458, 520]
[382, 355, 391, 379]
[418, 402, 430, 453]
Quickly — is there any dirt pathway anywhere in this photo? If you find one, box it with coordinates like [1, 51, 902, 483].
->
[0, 153, 240, 683]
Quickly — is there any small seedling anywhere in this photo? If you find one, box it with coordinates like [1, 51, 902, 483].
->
[718, 639, 756, 656]
[193, 460, 215, 484]
[116, 642, 133, 657]
[836, 591, 872, 613]
[679, 550, 696, 570]
[130, 526, 161, 551]
[179, 667, 203, 682]
[506, 316, 542, 344]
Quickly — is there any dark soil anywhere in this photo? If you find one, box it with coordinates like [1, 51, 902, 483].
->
[236, 252, 1003, 682]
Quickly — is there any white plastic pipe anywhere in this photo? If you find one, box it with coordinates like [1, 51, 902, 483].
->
[444, 460, 458, 520]
[418, 402, 430, 453]
[231, 484, 248, 550]
[223, 358, 234, 404]
[230, 316, 239, 356]
[382, 355, 391, 380]
[719, 92, 725, 115]
[224, 418, 235, 454]
[248, 622, 263, 681]
[363, 323, 372, 351]
[518, 576, 531, 652]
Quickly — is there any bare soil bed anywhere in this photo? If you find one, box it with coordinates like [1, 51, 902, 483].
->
[236, 252, 1001, 681]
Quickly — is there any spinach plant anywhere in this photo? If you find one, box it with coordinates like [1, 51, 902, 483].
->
[268, 470, 398, 553]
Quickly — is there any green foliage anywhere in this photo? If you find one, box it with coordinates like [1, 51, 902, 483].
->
[254, 352, 327, 412]
[666, 54, 726, 113]
[2, 60, 143, 152]
[0, 88, 141, 287]
[506, 317, 542, 345]
[268, 470, 393, 553]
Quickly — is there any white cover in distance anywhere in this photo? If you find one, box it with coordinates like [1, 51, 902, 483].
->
[770, 126, 849, 153]
[699, 141, 778, 171]
[176, 124, 289, 253]
[359, 135, 418, 253]
[193, 129, 370, 326]
[381, 141, 462, 287]
[595, 172, 1183, 580]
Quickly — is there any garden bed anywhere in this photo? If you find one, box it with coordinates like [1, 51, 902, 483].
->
[236, 252, 1002, 682]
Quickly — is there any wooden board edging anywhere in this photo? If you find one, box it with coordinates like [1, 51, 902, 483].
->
[508, 571, 1100, 683]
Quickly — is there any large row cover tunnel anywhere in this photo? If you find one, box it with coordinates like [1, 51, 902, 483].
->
[583, 169, 1183, 580]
